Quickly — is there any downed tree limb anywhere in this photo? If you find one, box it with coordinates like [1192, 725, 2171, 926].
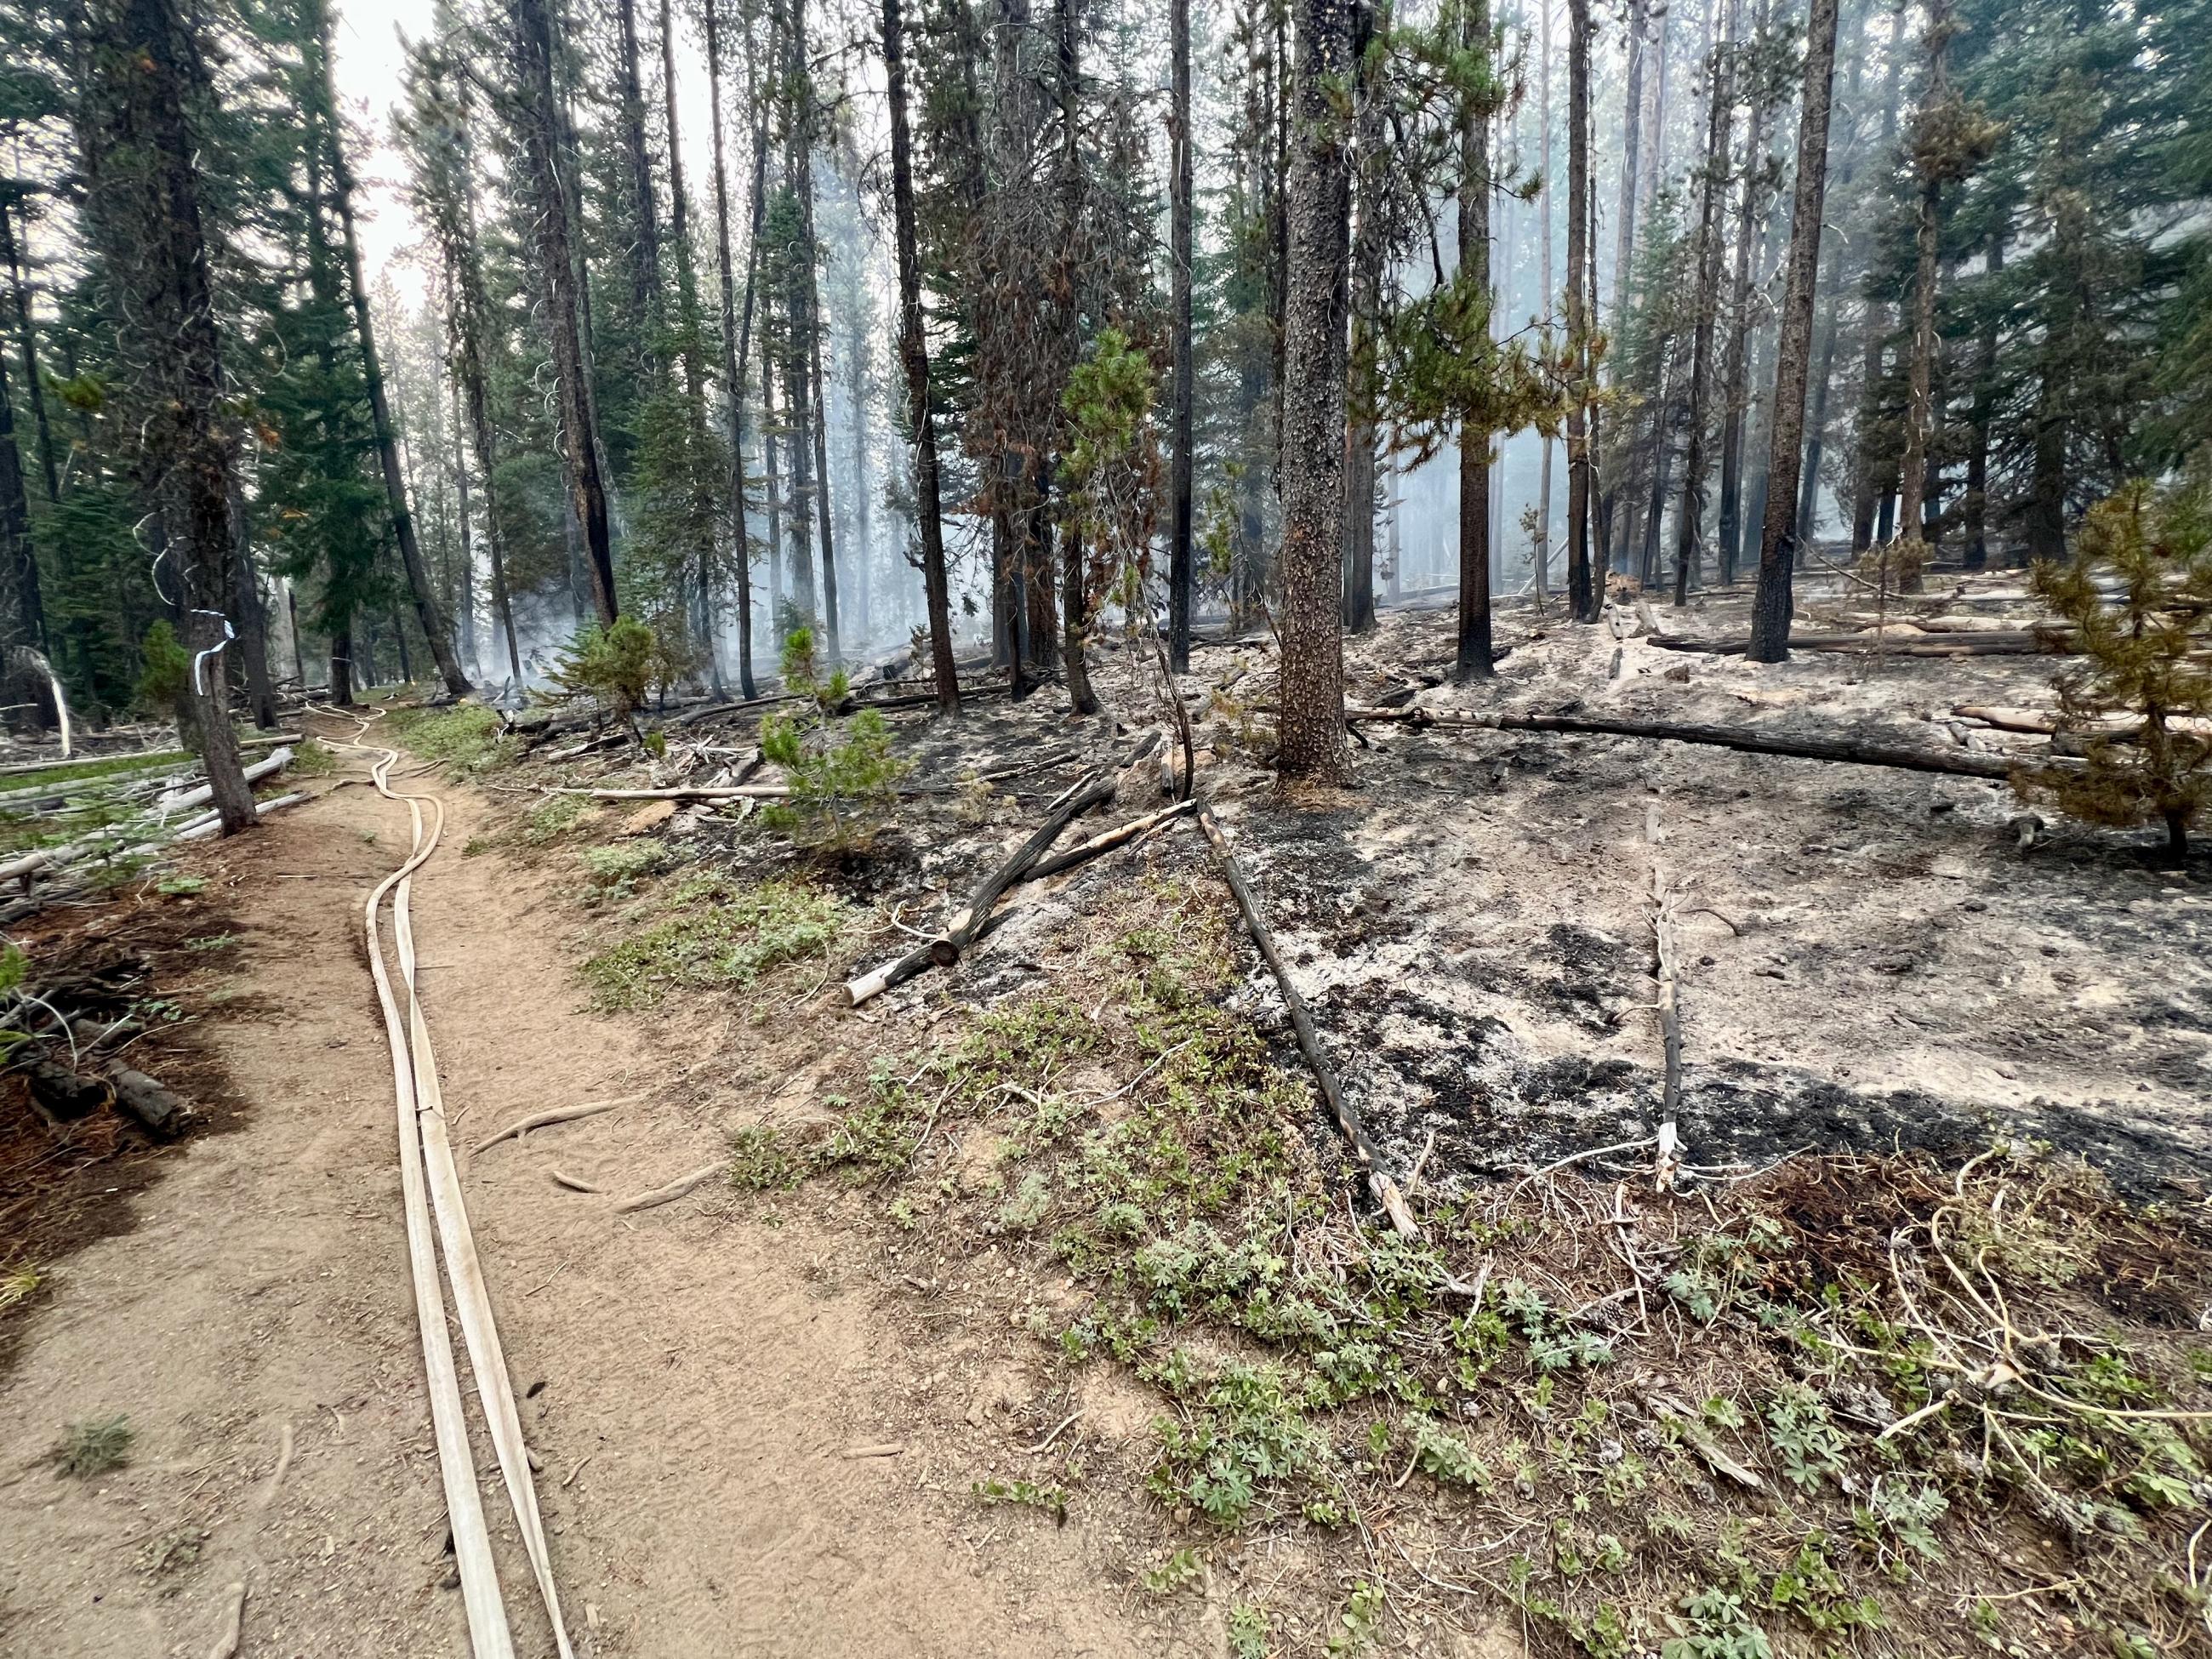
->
[1348, 705, 2044, 781]
[842, 770, 1120, 1006]
[841, 904, 1024, 1008]
[613, 1160, 726, 1213]
[1194, 807, 1418, 1240]
[152, 745, 294, 813]
[1645, 627, 2073, 658]
[1026, 798, 1195, 883]
[472, 1094, 637, 1154]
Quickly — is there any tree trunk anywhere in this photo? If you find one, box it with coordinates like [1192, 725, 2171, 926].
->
[1565, 0, 1596, 622]
[659, 0, 726, 695]
[1274, 0, 1360, 785]
[0, 201, 60, 509]
[1672, 0, 1737, 607]
[1747, 0, 1841, 663]
[1536, 0, 1555, 602]
[614, 0, 664, 370]
[1964, 230, 2004, 569]
[1455, 0, 1493, 677]
[77, 0, 255, 831]
[1343, 1, 1388, 640]
[509, 0, 619, 626]
[1167, 0, 1194, 672]
[0, 298, 36, 653]
[226, 478, 278, 727]
[706, 0, 761, 697]
[1715, 0, 1769, 584]
[318, 14, 469, 696]
[1611, 0, 1646, 332]
[1896, 0, 1955, 556]
[881, 0, 960, 713]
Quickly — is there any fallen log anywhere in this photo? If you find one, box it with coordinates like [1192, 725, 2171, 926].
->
[110, 1066, 185, 1136]
[1194, 807, 1418, 1240]
[1348, 705, 2044, 781]
[152, 746, 294, 814]
[1645, 627, 2072, 657]
[26, 1058, 109, 1121]
[1025, 798, 1195, 884]
[840, 904, 1025, 1008]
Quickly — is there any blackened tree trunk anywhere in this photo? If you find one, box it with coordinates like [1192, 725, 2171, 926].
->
[1343, 0, 1388, 639]
[1671, 0, 1737, 607]
[1275, 0, 1360, 785]
[227, 477, 278, 727]
[509, 0, 619, 625]
[881, 0, 959, 713]
[1747, 0, 1842, 662]
[1535, 0, 1555, 602]
[1167, 0, 1194, 671]
[77, 0, 255, 831]
[1455, 0, 1493, 677]
[318, 20, 470, 697]
[1565, 0, 1595, 622]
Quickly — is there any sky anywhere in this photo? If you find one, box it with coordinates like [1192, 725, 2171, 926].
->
[328, 0, 441, 302]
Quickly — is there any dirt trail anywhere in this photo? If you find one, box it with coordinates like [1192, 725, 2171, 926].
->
[0, 732, 1181, 1657]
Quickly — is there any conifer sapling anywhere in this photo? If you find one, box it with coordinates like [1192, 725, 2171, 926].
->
[2017, 481, 2212, 863]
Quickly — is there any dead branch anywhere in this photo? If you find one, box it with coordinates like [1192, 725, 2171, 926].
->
[1194, 807, 1418, 1240]
[472, 1096, 636, 1154]
[1349, 705, 2039, 781]
[613, 1161, 726, 1213]
[549, 1169, 601, 1193]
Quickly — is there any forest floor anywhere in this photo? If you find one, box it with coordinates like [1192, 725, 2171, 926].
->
[2, 573, 2209, 1659]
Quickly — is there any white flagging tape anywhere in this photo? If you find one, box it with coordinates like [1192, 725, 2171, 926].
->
[326, 708, 571, 1659]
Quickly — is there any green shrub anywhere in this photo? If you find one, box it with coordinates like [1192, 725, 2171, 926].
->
[759, 629, 906, 851]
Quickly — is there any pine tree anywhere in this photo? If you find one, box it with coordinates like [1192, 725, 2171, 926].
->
[2021, 480, 2212, 862]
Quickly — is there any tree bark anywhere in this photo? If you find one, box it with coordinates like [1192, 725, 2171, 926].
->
[76, 0, 255, 832]
[1715, 0, 1770, 584]
[1963, 230, 2004, 568]
[706, 0, 761, 697]
[1611, 0, 1646, 333]
[0, 199, 60, 510]
[1167, 0, 1195, 672]
[1671, 0, 1738, 607]
[1455, 0, 1493, 677]
[1747, 0, 1841, 663]
[614, 0, 664, 368]
[508, 0, 619, 626]
[1565, 0, 1596, 622]
[318, 13, 469, 696]
[1274, 0, 1360, 785]
[881, 0, 960, 714]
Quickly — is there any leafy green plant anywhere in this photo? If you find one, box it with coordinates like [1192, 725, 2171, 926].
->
[1659, 1588, 1774, 1659]
[729, 1125, 803, 1191]
[1764, 1384, 1847, 1492]
[54, 1414, 133, 1478]
[1326, 1581, 1387, 1655]
[1226, 1603, 1270, 1659]
[758, 630, 905, 851]
[387, 704, 510, 774]
[1140, 1546, 1206, 1594]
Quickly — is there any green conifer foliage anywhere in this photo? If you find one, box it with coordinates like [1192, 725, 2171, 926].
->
[2020, 479, 2212, 861]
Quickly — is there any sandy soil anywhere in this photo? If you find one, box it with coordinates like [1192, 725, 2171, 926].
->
[0, 730, 1203, 1658]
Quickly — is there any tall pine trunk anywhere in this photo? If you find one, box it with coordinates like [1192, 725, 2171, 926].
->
[77, 0, 255, 831]
[1565, 0, 1595, 621]
[1455, 0, 1494, 676]
[1671, 0, 1737, 606]
[1747, 0, 1842, 661]
[1167, 0, 1195, 671]
[509, 0, 619, 625]
[1275, 0, 1359, 784]
[881, 0, 960, 712]
[706, 0, 761, 695]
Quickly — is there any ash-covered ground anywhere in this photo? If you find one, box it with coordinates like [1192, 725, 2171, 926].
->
[705, 573, 2212, 1205]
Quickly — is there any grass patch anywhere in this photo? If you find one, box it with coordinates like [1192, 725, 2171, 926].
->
[0, 750, 190, 795]
[54, 1414, 132, 1478]
[288, 736, 339, 777]
[521, 794, 591, 846]
[385, 704, 512, 774]
[0, 1263, 44, 1314]
[581, 840, 675, 889]
[579, 876, 848, 1008]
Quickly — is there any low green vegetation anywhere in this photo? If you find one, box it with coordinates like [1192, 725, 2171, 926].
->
[54, 1414, 133, 1478]
[385, 704, 512, 775]
[759, 628, 906, 851]
[579, 875, 848, 1008]
[710, 871, 2212, 1659]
